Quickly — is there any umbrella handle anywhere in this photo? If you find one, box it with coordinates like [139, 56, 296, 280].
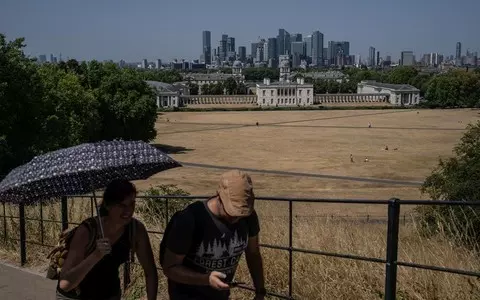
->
[93, 192, 105, 238]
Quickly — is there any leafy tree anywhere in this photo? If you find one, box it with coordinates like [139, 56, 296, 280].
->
[37, 64, 100, 149]
[223, 77, 237, 95]
[386, 66, 418, 84]
[96, 69, 157, 141]
[419, 122, 480, 249]
[0, 34, 45, 175]
[425, 71, 480, 108]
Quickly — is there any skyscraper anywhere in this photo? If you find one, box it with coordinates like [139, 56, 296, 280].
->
[291, 41, 305, 67]
[292, 33, 303, 42]
[401, 51, 415, 66]
[304, 35, 312, 59]
[251, 42, 258, 57]
[277, 29, 291, 55]
[456, 42, 462, 59]
[238, 46, 246, 62]
[311, 31, 324, 67]
[202, 31, 212, 64]
[368, 47, 376, 66]
[327, 41, 349, 66]
[267, 38, 277, 61]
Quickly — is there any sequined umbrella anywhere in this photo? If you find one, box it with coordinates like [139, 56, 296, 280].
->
[0, 140, 182, 236]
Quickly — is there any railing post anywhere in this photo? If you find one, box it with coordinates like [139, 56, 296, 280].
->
[61, 196, 68, 231]
[19, 203, 26, 266]
[3, 202, 7, 243]
[39, 202, 44, 245]
[288, 200, 293, 298]
[384, 198, 400, 300]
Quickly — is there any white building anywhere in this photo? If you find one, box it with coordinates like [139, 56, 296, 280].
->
[357, 80, 420, 106]
[256, 55, 314, 107]
[256, 77, 314, 107]
[145, 81, 189, 108]
[184, 61, 245, 94]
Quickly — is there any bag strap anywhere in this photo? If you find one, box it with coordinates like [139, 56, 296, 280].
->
[124, 219, 137, 290]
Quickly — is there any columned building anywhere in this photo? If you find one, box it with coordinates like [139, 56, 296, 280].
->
[145, 81, 189, 108]
[357, 80, 420, 106]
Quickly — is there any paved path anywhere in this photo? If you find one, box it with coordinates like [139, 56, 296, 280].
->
[0, 262, 56, 300]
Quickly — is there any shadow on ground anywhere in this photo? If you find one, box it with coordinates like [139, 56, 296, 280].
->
[151, 143, 195, 154]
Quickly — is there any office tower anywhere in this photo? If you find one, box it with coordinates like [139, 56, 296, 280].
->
[251, 42, 258, 57]
[218, 34, 228, 61]
[202, 31, 212, 64]
[328, 41, 350, 66]
[291, 41, 305, 67]
[311, 31, 324, 67]
[277, 29, 291, 55]
[456, 42, 462, 59]
[267, 38, 277, 61]
[400, 51, 414, 66]
[155, 59, 162, 69]
[376, 51, 380, 66]
[227, 37, 235, 52]
[141, 59, 148, 69]
[368, 47, 376, 66]
[304, 35, 312, 59]
[256, 39, 266, 62]
[292, 33, 303, 42]
[238, 46, 246, 62]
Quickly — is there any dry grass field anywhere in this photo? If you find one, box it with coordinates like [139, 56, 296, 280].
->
[1, 108, 480, 299]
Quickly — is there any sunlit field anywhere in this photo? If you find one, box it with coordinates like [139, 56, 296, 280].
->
[1, 108, 480, 299]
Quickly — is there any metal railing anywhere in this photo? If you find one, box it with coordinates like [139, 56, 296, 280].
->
[1, 195, 480, 300]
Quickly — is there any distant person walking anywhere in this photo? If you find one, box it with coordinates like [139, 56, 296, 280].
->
[55, 180, 158, 300]
[160, 170, 266, 300]
[350, 154, 354, 163]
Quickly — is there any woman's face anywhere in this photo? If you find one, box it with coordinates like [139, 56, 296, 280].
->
[107, 193, 136, 224]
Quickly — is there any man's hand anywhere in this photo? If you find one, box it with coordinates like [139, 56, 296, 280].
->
[208, 271, 230, 290]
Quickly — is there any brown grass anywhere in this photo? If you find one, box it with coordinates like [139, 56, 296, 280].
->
[1, 109, 480, 299]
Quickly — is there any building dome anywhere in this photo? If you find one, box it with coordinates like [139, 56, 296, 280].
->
[232, 60, 242, 68]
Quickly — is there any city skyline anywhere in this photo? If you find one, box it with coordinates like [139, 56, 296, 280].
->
[1, 0, 479, 62]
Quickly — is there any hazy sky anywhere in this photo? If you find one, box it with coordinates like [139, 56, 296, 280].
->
[1, 0, 479, 62]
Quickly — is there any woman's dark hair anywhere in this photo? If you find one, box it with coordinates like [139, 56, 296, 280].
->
[99, 179, 137, 216]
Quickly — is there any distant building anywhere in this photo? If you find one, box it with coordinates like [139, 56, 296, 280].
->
[155, 59, 162, 69]
[146, 81, 190, 108]
[184, 63, 244, 94]
[238, 46, 246, 62]
[368, 47, 376, 67]
[400, 51, 414, 66]
[256, 56, 314, 107]
[141, 59, 148, 69]
[38, 54, 47, 63]
[202, 31, 212, 64]
[357, 80, 420, 106]
[311, 31, 324, 67]
[327, 41, 350, 66]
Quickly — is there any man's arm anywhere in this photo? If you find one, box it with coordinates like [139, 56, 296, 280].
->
[162, 248, 210, 286]
[245, 235, 266, 296]
[134, 220, 158, 300]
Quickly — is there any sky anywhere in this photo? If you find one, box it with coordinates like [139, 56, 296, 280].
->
[1, 0, 479, 63]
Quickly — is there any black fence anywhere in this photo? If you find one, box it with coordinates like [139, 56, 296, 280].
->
[1, 195, 480, 300]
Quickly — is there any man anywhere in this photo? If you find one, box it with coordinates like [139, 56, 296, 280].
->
[161, 170, 266, 300]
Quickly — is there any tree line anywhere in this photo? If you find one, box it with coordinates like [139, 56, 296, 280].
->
[0, 35, 158, 176]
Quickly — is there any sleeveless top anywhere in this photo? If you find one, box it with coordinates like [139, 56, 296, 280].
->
[56, 217, 133, 300]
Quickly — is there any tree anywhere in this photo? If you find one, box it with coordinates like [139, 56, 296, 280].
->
[223, 77, 237, 95]
[419, 122, 480, 249]
[386, 66, 418, 84]
[0, 34, 45, 175]
[424, 71, 480, 108]
[96, 69, 158, 141]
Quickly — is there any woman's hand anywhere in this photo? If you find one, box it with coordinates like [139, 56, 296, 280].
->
[94, 238, 111, 259]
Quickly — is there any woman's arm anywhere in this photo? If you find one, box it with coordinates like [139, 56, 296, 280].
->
[134, 220, 158, 300]
[58, 225, 106, 292]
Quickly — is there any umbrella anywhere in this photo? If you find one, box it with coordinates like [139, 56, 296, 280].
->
[0, 140, 182, 236]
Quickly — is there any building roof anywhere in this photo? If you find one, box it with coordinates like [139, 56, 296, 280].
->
[184, 73, 242, 81]
[256, 81, 314, 88]
[145, 80, 179, 93]
[360, 80, 419, 92]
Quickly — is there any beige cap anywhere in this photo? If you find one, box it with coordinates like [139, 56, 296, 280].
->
[217, 170, 255, 217]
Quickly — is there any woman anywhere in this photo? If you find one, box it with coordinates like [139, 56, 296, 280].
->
[56, 179, 158, 300]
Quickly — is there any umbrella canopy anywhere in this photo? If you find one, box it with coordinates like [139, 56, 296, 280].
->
[0, 140, 182, 205]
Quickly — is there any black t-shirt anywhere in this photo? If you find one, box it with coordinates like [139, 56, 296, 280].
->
[165, 200, 260, 300]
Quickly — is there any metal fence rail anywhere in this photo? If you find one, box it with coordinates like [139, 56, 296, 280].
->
[1, 195, 480, 300]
